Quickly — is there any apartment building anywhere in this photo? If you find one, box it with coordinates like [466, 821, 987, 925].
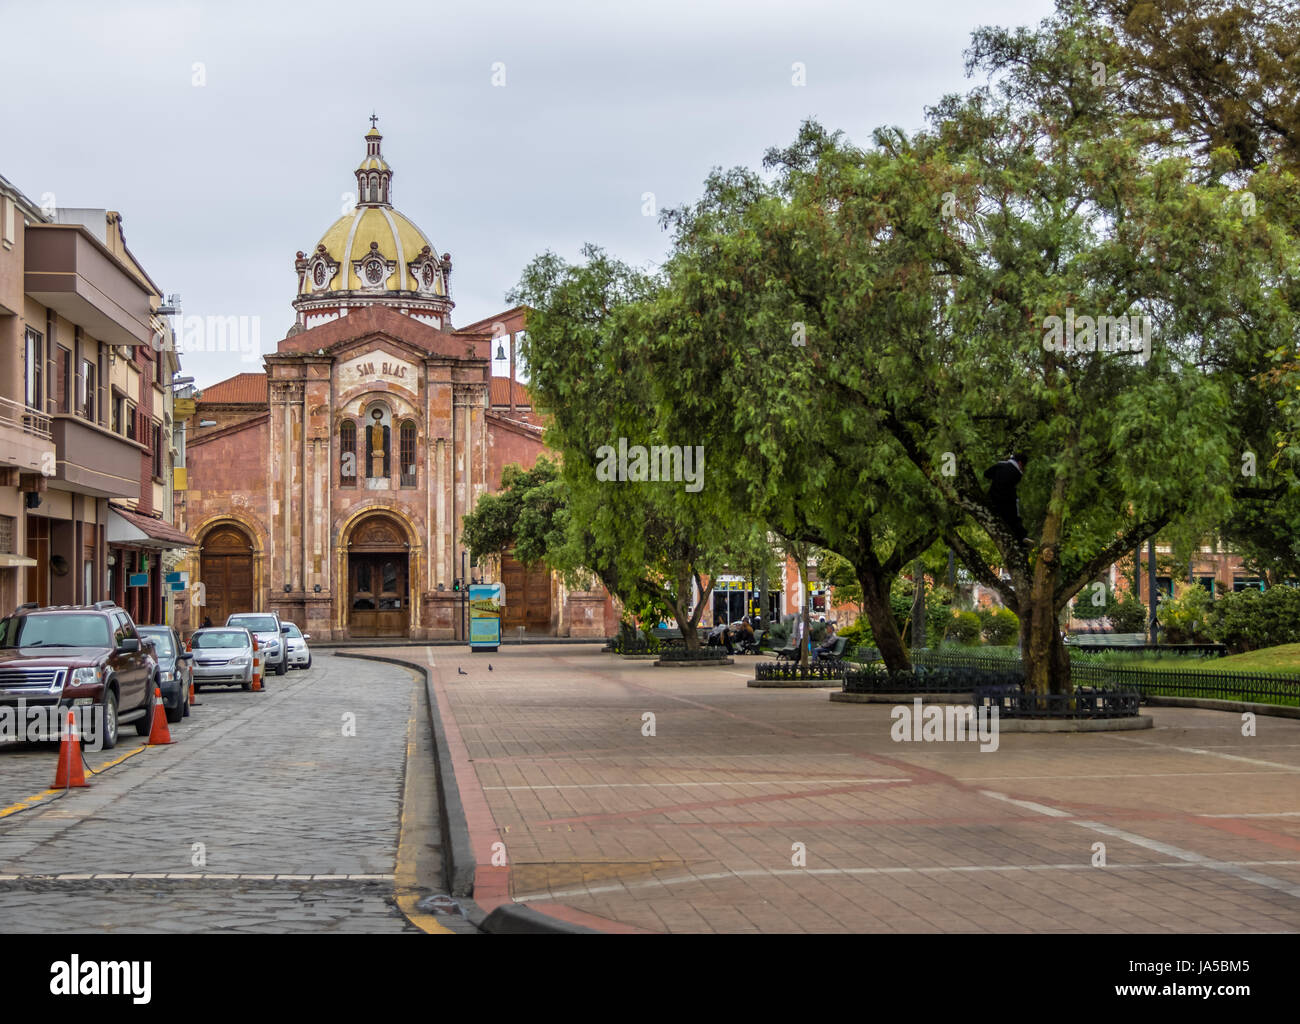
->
[0, 174, 191, 619]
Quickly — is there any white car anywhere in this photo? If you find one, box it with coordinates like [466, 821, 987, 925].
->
[283, 622, 312, 669]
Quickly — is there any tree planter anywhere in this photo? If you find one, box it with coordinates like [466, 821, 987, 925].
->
[654, 648, 733, 667]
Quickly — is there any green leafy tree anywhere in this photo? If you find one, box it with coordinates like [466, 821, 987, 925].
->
[648, 7, 1295, 692]
[512, 247, 770, 649]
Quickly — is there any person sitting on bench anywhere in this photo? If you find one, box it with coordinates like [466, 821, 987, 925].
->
[812, 621, 838, 663]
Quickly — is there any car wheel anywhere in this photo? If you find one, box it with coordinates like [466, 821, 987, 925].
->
[304, 655, 312, 670]
[135, 682, 157, 736]
[165, 693, 184, 724]
[101, 688, 119, 751]
[275, 657, 287, 676]
[183, 683, 191, 717]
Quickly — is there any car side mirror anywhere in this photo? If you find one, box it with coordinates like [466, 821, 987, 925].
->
[302, 634, 311, 640]
[281, 624, 291, 633]
[179, 651, 193, 661]
[119, 638, 140, 653]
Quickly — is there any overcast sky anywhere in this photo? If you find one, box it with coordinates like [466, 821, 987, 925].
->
[2, 0, 1057, 389]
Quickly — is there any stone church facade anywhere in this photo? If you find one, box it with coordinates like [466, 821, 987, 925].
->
[174, 123, 613, 640]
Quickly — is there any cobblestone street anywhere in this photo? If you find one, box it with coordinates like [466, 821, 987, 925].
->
[0, 653, 424, 933]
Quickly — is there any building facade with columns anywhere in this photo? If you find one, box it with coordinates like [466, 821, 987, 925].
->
[175, 124, 613, 640]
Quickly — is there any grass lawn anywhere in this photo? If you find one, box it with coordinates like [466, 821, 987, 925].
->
[1071, 644, 1300, 677]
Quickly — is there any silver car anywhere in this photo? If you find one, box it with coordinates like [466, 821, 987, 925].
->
[189, 627, 255, 690]
[283, 622, 312, 669]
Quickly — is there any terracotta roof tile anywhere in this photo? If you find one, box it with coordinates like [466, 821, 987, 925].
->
[197, 372, 267, 405]
[490, 378, 532, 407]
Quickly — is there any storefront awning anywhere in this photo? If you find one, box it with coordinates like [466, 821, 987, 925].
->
[107, 504, 197, 550]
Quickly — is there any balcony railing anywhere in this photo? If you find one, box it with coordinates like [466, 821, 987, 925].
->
[0, 395, 52, 441]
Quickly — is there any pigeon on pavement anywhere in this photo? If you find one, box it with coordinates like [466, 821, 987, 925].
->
[457, 667, 467, 675]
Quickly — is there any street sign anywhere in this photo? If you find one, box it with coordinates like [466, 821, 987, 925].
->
[165, 571, 187, 584]
[169, 582, 187, 592]
[173, 467, 188, 491]
[128, 573, 149, 587]
[174, 398, 196, 418]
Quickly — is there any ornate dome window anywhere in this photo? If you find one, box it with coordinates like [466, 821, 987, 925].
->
[354, 241, 395, 292]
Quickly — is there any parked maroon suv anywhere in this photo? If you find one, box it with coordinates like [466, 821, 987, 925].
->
[0, 602, 158, 750]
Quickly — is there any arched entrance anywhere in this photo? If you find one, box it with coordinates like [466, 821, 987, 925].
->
[200, 525, 254, 626]
[346, 513, 410, 637]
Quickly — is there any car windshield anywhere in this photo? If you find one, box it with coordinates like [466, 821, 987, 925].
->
[228, 615, 277, 632]
[139, 630, 175, 656]
[192, 631, 250, 649]
[283, 624, 302, 638]
[0, 613, 112, 649]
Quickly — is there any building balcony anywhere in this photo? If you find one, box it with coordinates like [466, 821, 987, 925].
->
[0, 395, 55, 474]
[49, 415, 143, 499]
[24, 224, 153, 347]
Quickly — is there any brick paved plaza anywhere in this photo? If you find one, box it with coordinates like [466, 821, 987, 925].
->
[371, 643, 1300, 934]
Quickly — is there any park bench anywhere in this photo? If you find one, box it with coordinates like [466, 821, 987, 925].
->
[1067, 632, 1146, 647]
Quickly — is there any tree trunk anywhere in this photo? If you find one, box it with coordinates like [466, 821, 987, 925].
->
[1022, 473, 1071, 695]
[858, 567, 911, 672]
[911, 559, 926, 653]
[798, 550, 811, 669]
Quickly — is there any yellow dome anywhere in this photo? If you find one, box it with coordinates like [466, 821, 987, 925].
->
[304, 205, 442, 294]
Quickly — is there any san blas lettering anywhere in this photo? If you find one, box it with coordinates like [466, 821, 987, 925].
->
[354, 360, 408, 379]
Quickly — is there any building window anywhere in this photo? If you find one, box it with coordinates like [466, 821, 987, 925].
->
[399, 421, 416, 487]
[340, 420, 357, 486]
[0, 515, 13, 555]
[112, 392, 125, 434]
[24, 328, 43, 411]
[151, 422, 163, 479]
[79, 358, 96, 421]
[57, 346, 71, 413]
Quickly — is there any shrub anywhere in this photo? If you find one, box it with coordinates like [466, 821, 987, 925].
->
[1159, 583, 1214, 643]
[1209, 585, 1300, 653]
[1109, 595, 1148, 633]
[836, 617, 874, 650]
[945, 609, 983, 645]
[982, 607, 1020, 645]
[766, 614, 798, 647]
[1072, 582, 1118, 620]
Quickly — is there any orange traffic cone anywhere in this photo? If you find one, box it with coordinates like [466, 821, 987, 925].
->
[189, 677, 200, 707]
[147, 687, 174, 746]
[53, 710, 88, 788]
[251, 637, 263, 692]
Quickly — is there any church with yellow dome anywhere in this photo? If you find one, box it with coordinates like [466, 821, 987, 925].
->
[174, 121, 614, 642]
[291, 121, 454, 332]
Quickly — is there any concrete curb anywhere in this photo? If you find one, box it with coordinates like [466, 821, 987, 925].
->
[653, 657, 734, 667]
[1142, 695, 1300, 719]
[831, 692, 976, 703]
[335, 652, 475, 897]
[336, 650, 606, 935]
[480, 904, 600, 934]
[317, 637, 606, 650]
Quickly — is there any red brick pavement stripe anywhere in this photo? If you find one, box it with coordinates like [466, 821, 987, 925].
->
[384, 650, 661, 932]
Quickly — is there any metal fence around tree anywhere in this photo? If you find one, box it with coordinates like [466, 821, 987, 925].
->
[909, 649, 1299, 707]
